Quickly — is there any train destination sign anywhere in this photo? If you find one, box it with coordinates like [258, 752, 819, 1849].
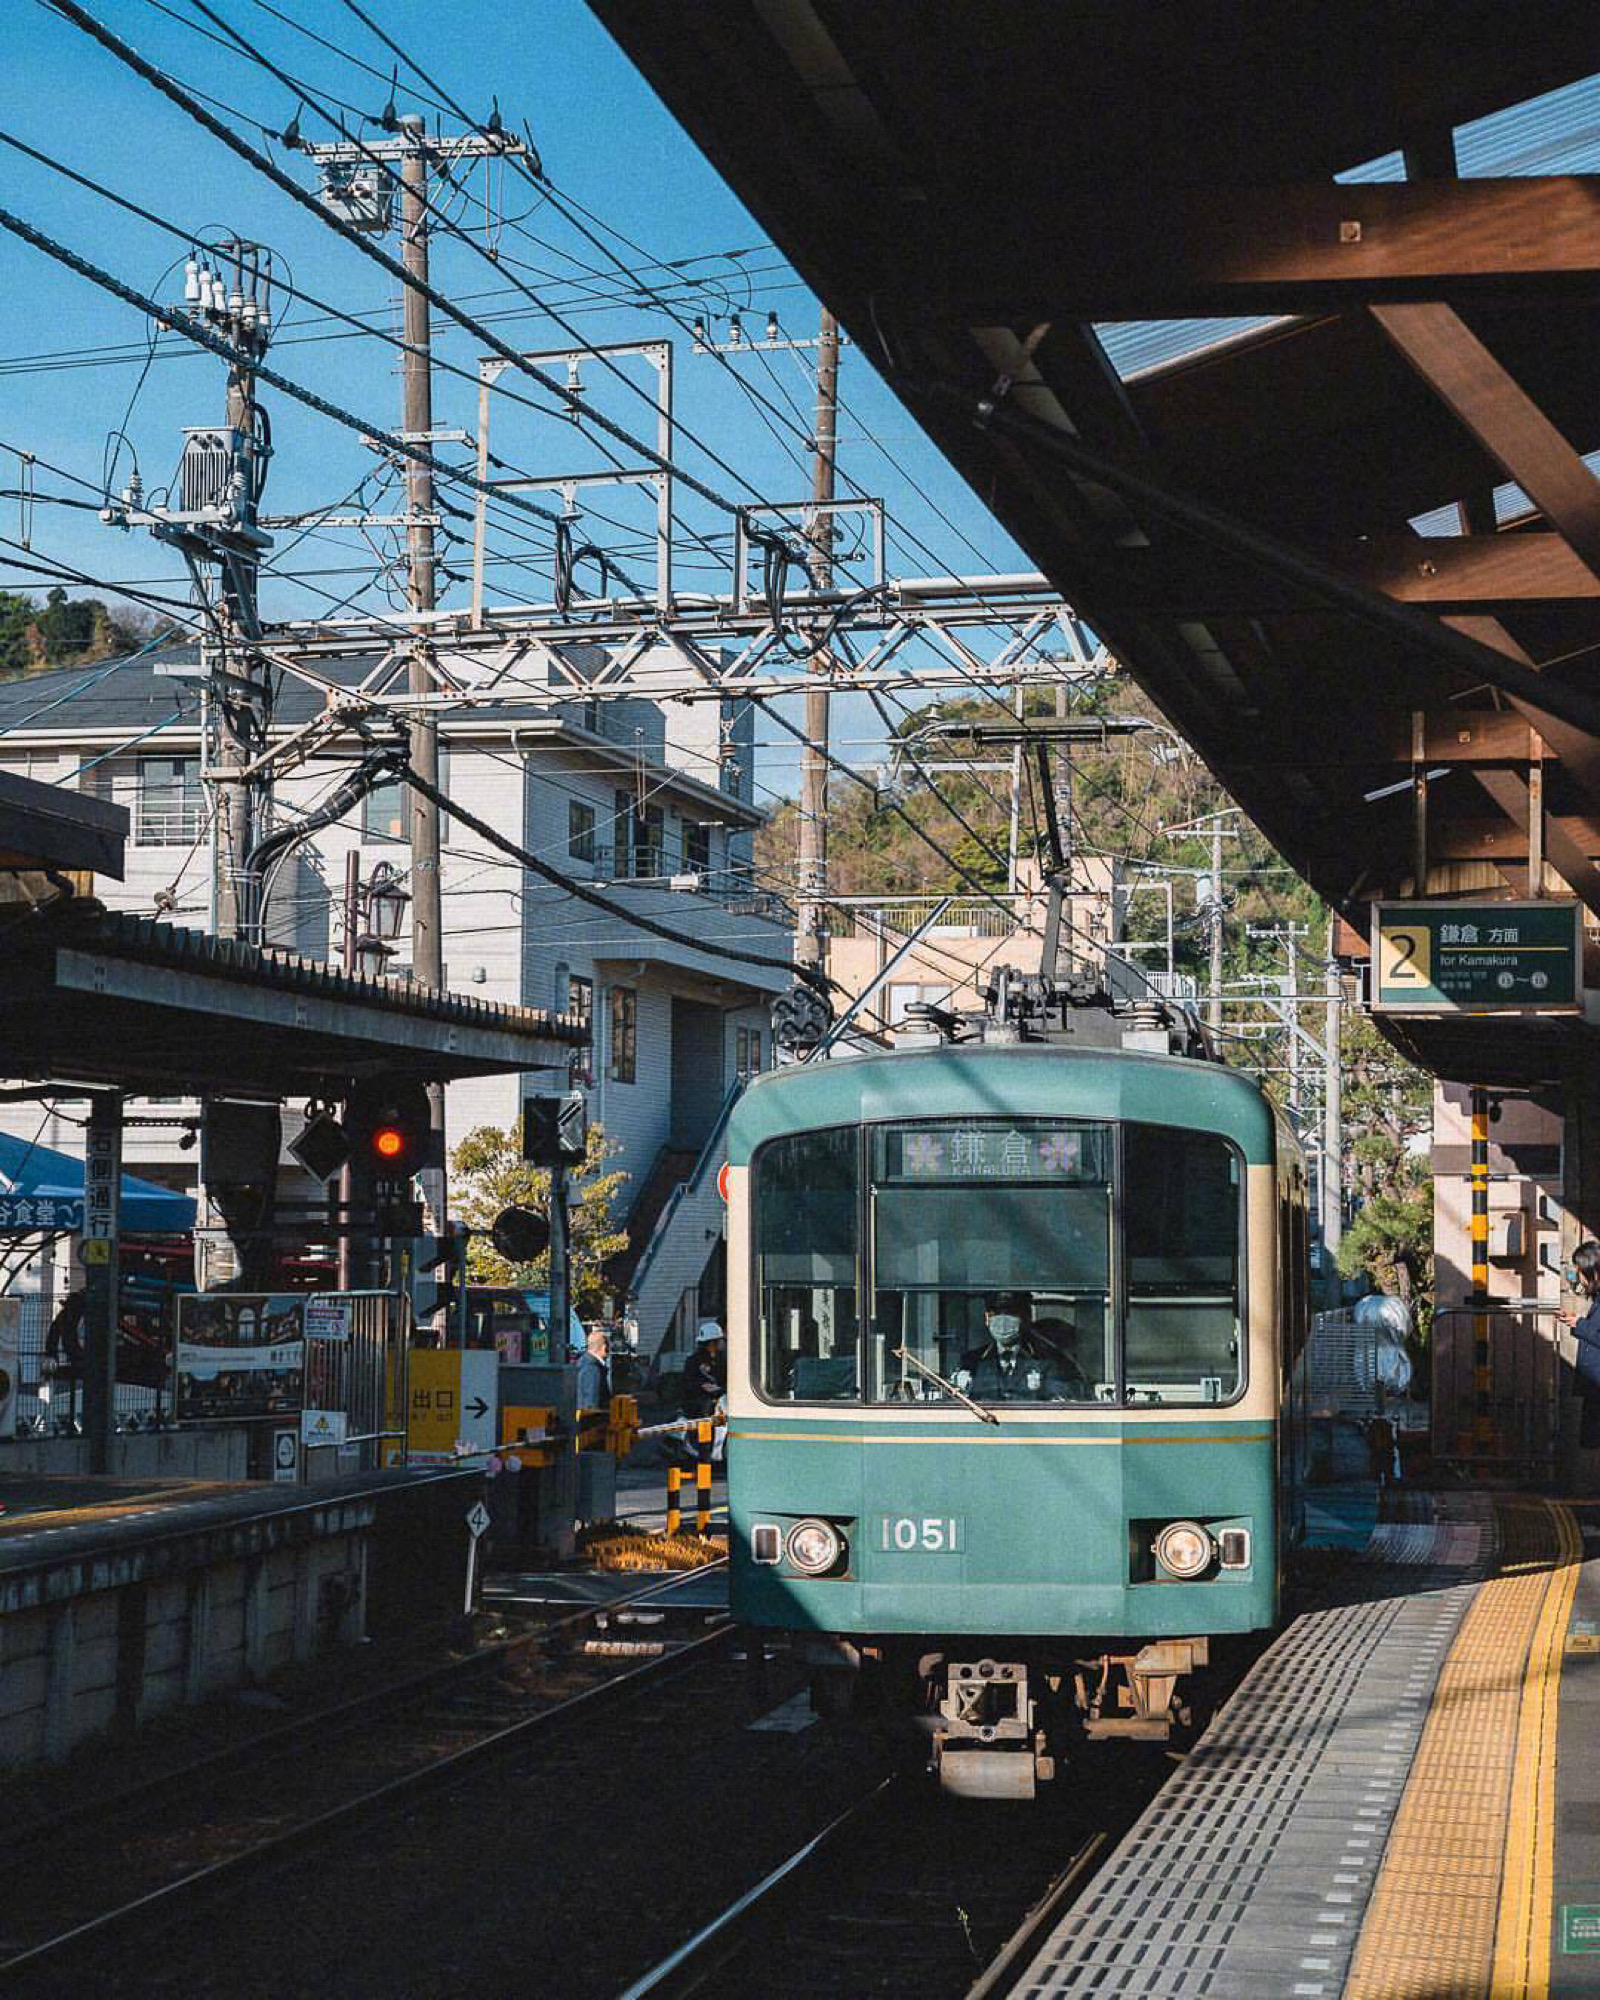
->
[1372, 900, 1582, 1013]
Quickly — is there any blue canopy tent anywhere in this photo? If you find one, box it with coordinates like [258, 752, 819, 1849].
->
[0, 1131, 196, 1235]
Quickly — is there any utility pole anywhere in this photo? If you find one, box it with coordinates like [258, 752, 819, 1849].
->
[1161, 807, 1242, 1036]
[1323, 918, 1344, 1259]
[796, 307, 840, 978]
[203, 241, 273, 942]
[300, 120, 522, 1240]
[397, 116, 447, 1237]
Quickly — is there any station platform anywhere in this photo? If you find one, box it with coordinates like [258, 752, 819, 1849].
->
[0, 1464, 484, 1769]
[1018, 1490, 1600, 1998]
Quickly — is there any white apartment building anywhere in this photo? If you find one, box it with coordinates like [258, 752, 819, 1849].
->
[0, 649, 793, 1351]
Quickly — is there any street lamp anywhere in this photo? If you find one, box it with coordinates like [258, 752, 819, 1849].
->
[355, 860, 409, 978]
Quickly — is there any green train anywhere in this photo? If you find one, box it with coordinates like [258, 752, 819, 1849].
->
[725, 995, 1310, 1797]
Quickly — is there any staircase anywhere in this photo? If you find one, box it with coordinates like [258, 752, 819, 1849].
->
[625, 1080, 743, 1358]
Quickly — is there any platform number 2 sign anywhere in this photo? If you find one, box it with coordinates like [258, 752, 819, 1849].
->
[1379, 923, 1431, 991]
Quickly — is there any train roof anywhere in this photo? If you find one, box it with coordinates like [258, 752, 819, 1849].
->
[728, 1042, 1280, 1168]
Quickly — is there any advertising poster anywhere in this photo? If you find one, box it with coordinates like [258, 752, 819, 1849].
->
[175, 1292, 306, 1423]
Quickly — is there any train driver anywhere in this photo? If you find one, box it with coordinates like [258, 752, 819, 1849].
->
[956, 1294, 1078, 1400]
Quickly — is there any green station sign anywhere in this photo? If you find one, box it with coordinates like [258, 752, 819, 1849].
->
[1372, 900, 1583, 1013]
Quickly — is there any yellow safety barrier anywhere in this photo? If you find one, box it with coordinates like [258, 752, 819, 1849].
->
[606, 1394, 640, 1459]
[666, 1419, 716, 1537]
[500, 1403, 557, 1467]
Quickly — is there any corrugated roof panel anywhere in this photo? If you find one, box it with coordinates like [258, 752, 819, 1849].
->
[1096, 315, 1288, 381]
[1456, 70, 1600, 176]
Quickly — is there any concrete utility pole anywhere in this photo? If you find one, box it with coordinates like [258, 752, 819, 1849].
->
[397, 117, 447, 1233]
[1208, 818, 1225, 1035]
[300, 122, 521, 1236]
[1323, 920, 1344, 1259]
[796, 307, 840, 978]
[211, 243, 271, 942]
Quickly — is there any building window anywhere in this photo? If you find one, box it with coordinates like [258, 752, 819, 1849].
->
[569, 800, 596, 863]
[613, 789, 664, 878]
[609, 985, 637, 1083]
[362, 750, 448, 842]
[553, 961, 570, 1014]
[570, 975, 594, 1030]
[737, 1025, 763, 1077]
[685, 821, 711, 873]
[135, 756, 203, 847]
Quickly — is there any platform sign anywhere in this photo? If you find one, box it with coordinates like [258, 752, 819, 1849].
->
[174, 1293, 306, 1423]
[1372, 900, 1582, 1013]
[272, 1428, 299, 1482]
[300, 1407, 348, 1451]
[406, 1347, 497, 1464]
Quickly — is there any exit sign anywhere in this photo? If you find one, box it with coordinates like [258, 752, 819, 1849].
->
[1372, 900, 1582, 1013]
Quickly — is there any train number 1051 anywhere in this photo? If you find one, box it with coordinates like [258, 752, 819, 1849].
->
[876, 1514, 964, 1553]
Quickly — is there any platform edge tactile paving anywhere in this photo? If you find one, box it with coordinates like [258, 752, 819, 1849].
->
[1014, 1495, 1495, 1998]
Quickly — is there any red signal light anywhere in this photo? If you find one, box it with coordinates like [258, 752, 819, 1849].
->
[374, 1126, 405, 1160]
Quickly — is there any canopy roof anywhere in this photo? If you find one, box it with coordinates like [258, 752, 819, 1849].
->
[593, 1, 1600, 1083]
[0, 1129, 194, 1235]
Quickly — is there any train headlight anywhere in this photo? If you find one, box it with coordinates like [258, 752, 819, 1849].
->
[786, 1518, 844, 1575]
[1154, 1519, 1214, 1579]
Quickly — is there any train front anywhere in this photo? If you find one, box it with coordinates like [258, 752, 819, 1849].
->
[722, 1048, 1291, 1798]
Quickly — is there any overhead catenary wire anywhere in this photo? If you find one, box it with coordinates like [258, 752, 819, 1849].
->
[49, 0, 783, 530]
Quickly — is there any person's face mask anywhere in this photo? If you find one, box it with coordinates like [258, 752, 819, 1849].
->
[989, 1313, 1021, 1340]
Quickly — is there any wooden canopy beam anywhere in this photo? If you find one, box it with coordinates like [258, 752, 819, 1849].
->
[1370, 301, 1600, 580]
[889, 177, 1600, 318]
[1473, 769, 1600, 917]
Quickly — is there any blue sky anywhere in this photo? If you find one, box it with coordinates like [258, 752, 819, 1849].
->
[0, 0, 1034, 800]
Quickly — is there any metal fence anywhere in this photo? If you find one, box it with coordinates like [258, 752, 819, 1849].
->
[1430, 1304, 1562, 1482]
[8, 1281, 408, 1459]
[1308, 1310, 1426, 1430]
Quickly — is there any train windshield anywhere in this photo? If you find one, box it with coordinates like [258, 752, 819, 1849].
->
[753, 1117, 1243, 1407]
[871, 1122, 1112, 1405]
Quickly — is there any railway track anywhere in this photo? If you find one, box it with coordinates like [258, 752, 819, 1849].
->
[616, 1750, 1152, 2000]
[1, 1567, 732, 1989]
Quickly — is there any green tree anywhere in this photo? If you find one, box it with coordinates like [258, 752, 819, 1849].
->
[449, 1120, 629, 1314]
[1334, 1010, 1433, 1315]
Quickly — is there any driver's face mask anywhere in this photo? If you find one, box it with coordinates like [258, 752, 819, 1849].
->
[989, 1313, 1022, 1341]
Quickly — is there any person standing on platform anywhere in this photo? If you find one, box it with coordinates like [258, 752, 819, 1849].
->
[1558, 1241, 1600, 1448]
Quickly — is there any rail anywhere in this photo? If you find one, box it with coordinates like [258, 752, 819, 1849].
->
[5, 1576, 733, 1979]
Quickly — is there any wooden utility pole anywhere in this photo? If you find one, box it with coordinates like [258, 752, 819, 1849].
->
[796, 308, 840, 976]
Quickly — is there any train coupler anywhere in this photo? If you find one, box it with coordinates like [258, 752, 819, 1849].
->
[932, 1659, 1048, 1799]
[1076, 1638, 1209, 1741]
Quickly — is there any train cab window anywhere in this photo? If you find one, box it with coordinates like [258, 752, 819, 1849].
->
[754, 1127, 860, 1400]
[870, 1121, 1112, 1404]
[1123, 1126, 1242, 1404]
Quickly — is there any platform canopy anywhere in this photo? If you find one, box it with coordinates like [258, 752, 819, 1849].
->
[593, 1, 1600, 1084]
[0, 1129, 194, 1235]
[0, 903, 587, 1098]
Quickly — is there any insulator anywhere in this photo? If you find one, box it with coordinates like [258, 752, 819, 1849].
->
[183, 257, 200, 304]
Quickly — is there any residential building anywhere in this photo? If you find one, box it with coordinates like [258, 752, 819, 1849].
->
[824, 855, 1123, 1033]
[0, 650, 793, 1356]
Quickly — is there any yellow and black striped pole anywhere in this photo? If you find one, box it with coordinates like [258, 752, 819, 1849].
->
[666, 1461, 682, 1536]
[1471, 1087, 1492, 1459]
[695, 1419, 713, 1536]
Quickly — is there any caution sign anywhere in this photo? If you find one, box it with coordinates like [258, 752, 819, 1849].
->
[1372, 900, 1581, 1013]
[406, 1348, 498, 1464]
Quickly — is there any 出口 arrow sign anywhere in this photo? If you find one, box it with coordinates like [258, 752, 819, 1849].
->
[465, 1396, 490, 1421]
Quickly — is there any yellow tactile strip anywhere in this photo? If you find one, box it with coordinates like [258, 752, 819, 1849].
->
[1346, 1497, 1576, 2000]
